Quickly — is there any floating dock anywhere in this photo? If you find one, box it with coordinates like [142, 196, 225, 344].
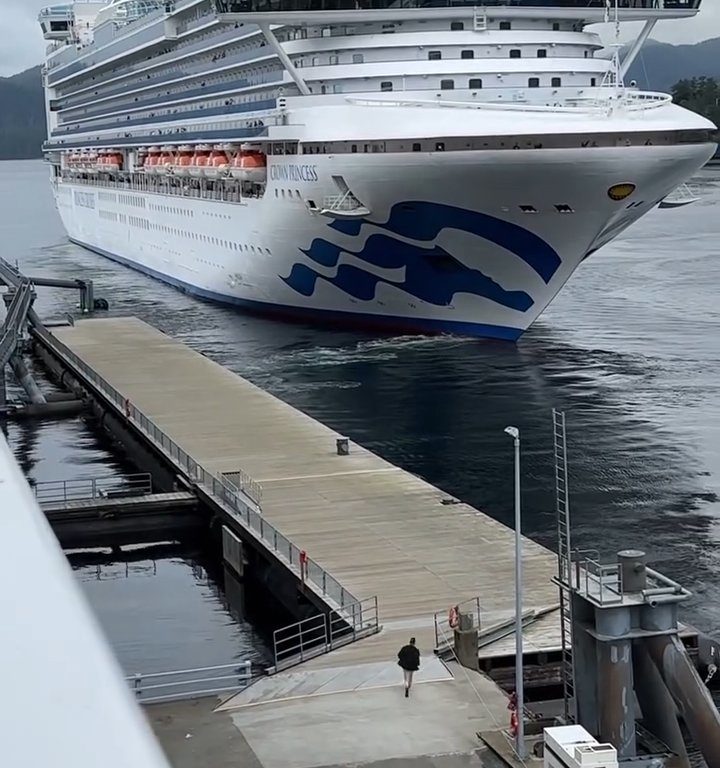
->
[43, 316, 560, 670]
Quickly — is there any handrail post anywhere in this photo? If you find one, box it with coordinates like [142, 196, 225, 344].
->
[133, 673, 142, 698]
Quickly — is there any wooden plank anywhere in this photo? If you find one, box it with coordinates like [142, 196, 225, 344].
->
[52, 317, 560, 664]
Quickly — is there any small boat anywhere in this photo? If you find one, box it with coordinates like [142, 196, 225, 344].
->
[156, 146, 176, 176]
[174, 145, 194, 177]
[230, 147, 267, 182]
[205, 147, 230, 180]
[188, 144, 211, 178]
[143, 146, 161, 175]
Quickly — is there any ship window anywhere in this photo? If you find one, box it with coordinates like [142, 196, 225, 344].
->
[552, 77, 561, 87]
[351, 144, 357, 152]
[381, 81, 393, 91]
[412, 143, 421, 152]
[440, 80, 454, 90]
[555, 204, 574, 213]
[519, 205, 537, 213]
[428, 50, 442, 61]
[435, 142, 445, 151]
[352, 53, 364, 64]
[591, 77, 597, 86]
[329, 55, 338, 65]
[499, 21, 511, 30]
[461, 50, 474, 59]
[450, 21, 464, 31]
[552, 22, 560, 31]
[528, 77, 540, 88]
[469, 78, 483, 89]
[510, 49, 521, 59]
[537, 49, 547, 58]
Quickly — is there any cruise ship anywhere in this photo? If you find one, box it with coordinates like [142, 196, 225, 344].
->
[39, 0, 715, 340]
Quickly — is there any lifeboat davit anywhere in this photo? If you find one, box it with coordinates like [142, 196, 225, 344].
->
[205, 148, 229, 180]
[188, 145, 211, 178]
[143, 146, 161, 175]
[230, 149, 267, 182]
[174, 145, 193, 177]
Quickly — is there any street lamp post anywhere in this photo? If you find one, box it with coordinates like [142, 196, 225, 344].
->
[504, 425, 525, 759]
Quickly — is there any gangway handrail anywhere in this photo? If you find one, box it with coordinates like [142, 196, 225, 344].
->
[32, 472, 153, 507]
[127, 660, 253, 704]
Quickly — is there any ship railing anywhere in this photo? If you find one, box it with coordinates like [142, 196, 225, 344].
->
[346, 89, 671, 114]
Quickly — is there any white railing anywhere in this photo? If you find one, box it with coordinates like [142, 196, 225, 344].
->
[32, 472, 153, 507]
[272, 596, 379, 671]
[346, 88, 672, 115]
[128, 661, 253, 703]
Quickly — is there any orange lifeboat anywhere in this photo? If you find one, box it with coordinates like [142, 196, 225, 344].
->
[188, 145, 211, 178]
[105, 151, 123, 173]
[205, 148, 229, 180]
[156, 146, 176, 176]
[144, 147, 161, 175]
[174, 146, 194, 177]
[230, 149, 267, 182]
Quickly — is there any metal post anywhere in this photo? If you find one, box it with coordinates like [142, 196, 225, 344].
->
[504, 425, 525, 759]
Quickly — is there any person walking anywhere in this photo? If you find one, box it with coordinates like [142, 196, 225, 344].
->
[397, 637, 420, 697]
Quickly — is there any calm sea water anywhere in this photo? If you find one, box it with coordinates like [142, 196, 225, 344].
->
[2, 159, 720, 670]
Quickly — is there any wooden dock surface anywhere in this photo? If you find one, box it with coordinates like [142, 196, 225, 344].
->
[52, 317, 559, 665]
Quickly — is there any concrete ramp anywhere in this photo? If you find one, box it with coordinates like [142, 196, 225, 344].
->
[217, 656, 452, 711]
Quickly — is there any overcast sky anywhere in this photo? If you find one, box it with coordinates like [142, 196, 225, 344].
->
[2, 0, 720, 77]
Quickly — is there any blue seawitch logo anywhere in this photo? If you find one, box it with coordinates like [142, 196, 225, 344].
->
[281, 201, 562, 311]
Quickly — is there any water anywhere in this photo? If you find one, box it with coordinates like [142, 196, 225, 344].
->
[2, 160, 720, 669]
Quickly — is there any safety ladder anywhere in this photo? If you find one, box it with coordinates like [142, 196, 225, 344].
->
[473, 6, 487, 31]
[553, 408, 576, 723]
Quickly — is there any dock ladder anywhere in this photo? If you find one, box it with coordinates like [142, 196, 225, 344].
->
[553, 408, 576, 723]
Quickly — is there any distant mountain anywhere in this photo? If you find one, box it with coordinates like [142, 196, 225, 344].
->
[0, 66, 45, 161]
[624, 38, 720, 93]
[1, 39, 720, 161]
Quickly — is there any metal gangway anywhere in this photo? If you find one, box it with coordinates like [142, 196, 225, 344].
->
[0, 277, 45, 408]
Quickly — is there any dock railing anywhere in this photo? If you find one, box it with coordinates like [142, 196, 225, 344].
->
[30, 323, 365, 615]
[433, 596, 482, 651]
[127, 660, 253, 704]
[32, 472, 152, 507]
[271, 596, 380, 672]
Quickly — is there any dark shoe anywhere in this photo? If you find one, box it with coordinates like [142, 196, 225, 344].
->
[405, 688, 409, 698]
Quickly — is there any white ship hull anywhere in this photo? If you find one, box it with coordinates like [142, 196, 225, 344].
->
[55, 142, 713, 339]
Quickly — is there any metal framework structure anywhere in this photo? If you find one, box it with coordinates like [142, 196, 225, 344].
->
[552, 408, 576, 724]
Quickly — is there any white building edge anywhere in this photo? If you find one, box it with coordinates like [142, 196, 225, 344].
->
[0, 433, 170, 768]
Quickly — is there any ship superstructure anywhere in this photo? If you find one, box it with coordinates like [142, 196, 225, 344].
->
[39, 0, 715, 339]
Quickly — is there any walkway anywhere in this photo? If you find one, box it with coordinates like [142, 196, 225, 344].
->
[50, 317, 559, 664]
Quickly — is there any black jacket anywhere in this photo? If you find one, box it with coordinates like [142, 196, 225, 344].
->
[398, 644, 420, 671]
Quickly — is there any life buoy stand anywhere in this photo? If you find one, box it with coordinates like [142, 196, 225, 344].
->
[448, 605, 459, 629]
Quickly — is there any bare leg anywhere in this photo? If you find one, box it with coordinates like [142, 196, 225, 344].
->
[403, 669, 411, 695]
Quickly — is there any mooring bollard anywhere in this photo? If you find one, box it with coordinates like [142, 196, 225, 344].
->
[336, 437, 349, 455]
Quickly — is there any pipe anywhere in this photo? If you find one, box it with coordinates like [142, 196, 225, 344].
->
[10, 355, 46, 404]
[633, 640, 689, 767]
[646, 634, 720, 768]
[620, 19, 657, 80]
[597, 639, 636, 758]
[646, 568, 684, 591]
[258, 24, 311, 97]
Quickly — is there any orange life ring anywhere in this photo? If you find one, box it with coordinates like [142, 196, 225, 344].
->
[448, 606, 459, 629]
